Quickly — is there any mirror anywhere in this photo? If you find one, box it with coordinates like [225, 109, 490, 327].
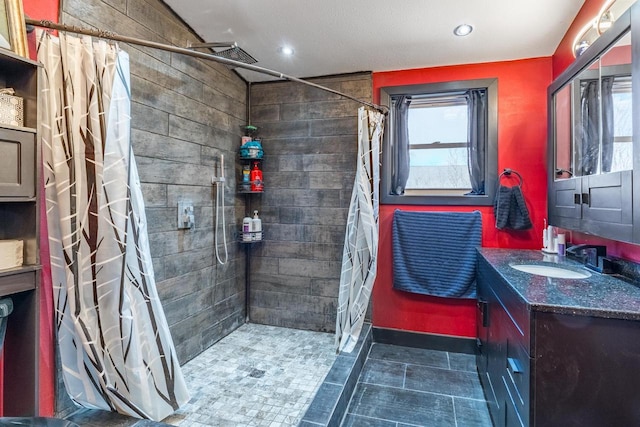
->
[553, 30, 632, 181]
[553, 83, 573, 179]
[600, 33, 632, 173]
[548, 2, 636, 244]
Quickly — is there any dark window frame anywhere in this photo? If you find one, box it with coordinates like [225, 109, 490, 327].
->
[380, 78, 499, 206]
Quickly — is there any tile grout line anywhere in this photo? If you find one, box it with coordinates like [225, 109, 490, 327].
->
[357, 380, 488, 402]
[452, 395, 458, 427]
[402, 363, 407, 389]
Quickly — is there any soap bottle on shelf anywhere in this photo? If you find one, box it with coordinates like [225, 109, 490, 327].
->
[241, 164, 251, 192]
[242, 215, 252, 242]
[250, 161, 264, 192]
[252, 210, 262, 241]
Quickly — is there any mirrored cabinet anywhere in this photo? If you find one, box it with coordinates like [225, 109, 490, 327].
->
[548, 3, 640, 243]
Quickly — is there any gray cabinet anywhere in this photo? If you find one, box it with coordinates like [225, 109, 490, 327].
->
[0, 50, 41, 416]
[548, 3, 640, 243]
[549, 171, 633, 241]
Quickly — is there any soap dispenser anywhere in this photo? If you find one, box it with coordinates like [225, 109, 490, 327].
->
[252, 210, 262, 241]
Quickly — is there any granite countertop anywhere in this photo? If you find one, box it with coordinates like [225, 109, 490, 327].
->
[478, 248, 640, 320]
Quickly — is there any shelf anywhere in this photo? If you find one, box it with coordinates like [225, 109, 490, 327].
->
[0, 268, 38, 297]
[0, 124, 37, 134]
[237, 230, 264, 243]
[0, 196, 37, 202]
[0, 264, 41, 278]
[239, 239, 264, 244]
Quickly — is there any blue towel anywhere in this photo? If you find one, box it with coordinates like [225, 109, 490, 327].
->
[392, 210, 482, 298]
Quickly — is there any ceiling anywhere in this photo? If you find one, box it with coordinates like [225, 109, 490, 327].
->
[163, 0, 587, 83]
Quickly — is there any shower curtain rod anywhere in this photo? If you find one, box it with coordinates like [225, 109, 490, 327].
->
[26, 18, 387, 114]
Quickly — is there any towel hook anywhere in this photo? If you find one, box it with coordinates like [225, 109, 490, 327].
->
[499, 168, 524, 186]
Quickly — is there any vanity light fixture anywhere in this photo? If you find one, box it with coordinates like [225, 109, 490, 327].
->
[597, 0, 617, 34]
[453, 24, 473, 37]
[597, 10, 615, 34]
[572, 19, 597, 57]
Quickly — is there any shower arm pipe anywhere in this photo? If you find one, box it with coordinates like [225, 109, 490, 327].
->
[26, 18, 388, 115]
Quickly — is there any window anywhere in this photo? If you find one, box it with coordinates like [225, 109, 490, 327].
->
[405, 93, 471, 192]
[380, 79, 498, 205]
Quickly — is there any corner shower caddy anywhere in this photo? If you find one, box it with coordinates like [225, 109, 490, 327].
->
[237, 129, 264, 322]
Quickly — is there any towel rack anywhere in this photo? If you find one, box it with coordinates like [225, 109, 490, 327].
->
[498, 168, 523, 186]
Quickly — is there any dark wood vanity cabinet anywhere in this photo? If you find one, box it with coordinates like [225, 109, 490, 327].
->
[477, 256, 640, 427]
[532, 312, 640, 426]
[0, 50, 41, 416]
[477, 258, 531, 427]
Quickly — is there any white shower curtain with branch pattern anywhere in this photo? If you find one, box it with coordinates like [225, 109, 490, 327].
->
[38, 30, 189, 421]
[336, 107, 384, 353]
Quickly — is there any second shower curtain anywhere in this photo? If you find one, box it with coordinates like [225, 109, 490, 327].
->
[336, 107, 384, 353]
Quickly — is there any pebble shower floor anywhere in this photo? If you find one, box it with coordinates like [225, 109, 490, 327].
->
[64, 323, 337, 426]
[165, 323, 336, 426]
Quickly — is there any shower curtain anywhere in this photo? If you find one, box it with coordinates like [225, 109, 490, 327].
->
[38, 31, 189, 420]
[336, 107, 384, 353]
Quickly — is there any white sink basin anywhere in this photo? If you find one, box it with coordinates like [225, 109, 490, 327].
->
[510, 264, 591, 279]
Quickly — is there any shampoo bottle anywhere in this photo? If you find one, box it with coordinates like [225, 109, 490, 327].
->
[252, 210, 262, 241]
[250, 161, 264, 192]
[242, 215, 252, 242]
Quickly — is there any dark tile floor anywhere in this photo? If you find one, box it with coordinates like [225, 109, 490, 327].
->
[340, 343, 492, 427]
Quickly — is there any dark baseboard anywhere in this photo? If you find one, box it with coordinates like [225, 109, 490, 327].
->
[373, 327, 478, 354]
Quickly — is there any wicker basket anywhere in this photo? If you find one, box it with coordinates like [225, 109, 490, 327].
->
[0, 89, 24, 127]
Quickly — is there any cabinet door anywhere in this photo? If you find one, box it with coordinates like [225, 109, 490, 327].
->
[476, 271, 489, 377]
[504, 383, 525, 427]
[533, 312, 640, 426]
[0, 128, 35, 198]
[548, 178, 581, 229]
[486, 288, 507, 427]
[581, 170, 633, 241]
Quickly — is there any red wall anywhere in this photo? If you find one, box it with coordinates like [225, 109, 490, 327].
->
[371, 0, 640, 339]
[23, 0, 59, 417]
[372, 58, 552, 336]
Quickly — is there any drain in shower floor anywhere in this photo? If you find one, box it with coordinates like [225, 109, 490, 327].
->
[249, 368, 266, 378]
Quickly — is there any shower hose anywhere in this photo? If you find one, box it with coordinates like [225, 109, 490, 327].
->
[214, 155, 229, 265]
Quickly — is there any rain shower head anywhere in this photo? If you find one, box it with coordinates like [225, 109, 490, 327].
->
[212, 46, 258, 68]
[187, 41, 258, 68]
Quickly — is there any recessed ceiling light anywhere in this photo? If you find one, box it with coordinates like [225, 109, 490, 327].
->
[453, 24, 473, 37]
[279, 46, 294, 56]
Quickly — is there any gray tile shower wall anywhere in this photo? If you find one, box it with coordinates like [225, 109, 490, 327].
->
[57, 0, 248, 415]
[249, 73, 373, 332]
